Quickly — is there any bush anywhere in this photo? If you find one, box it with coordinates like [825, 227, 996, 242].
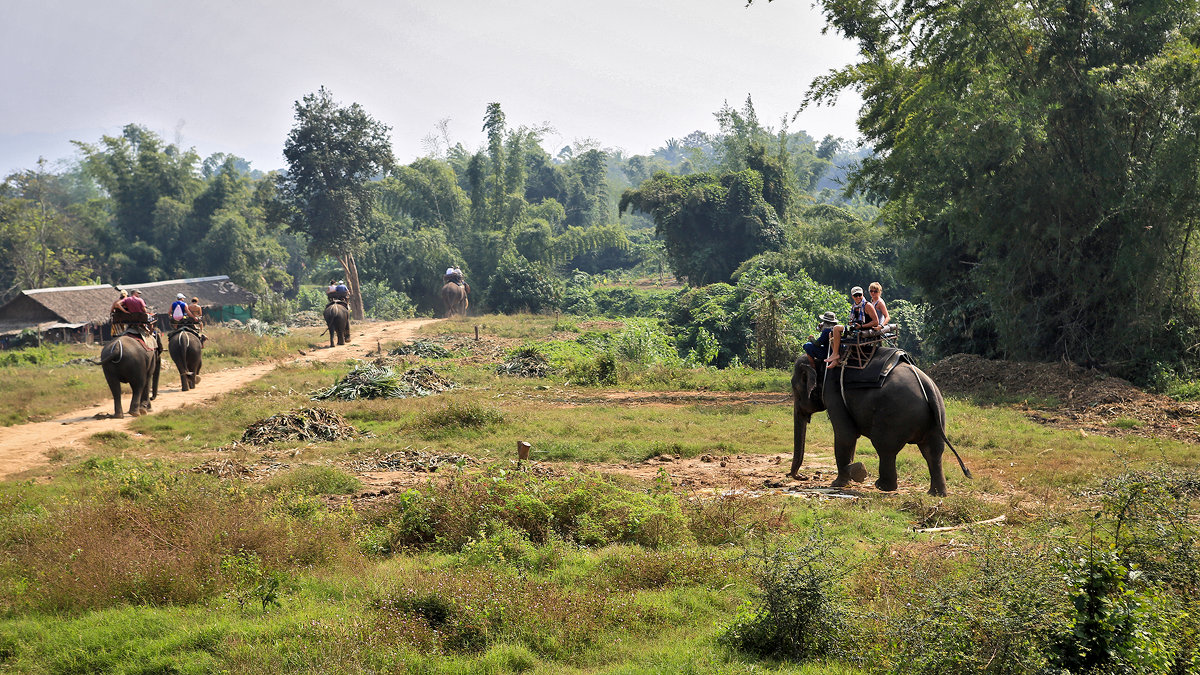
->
[360, 279, 416, 319]
[486, 254, 561, 314]
[719, 534, 848, 661]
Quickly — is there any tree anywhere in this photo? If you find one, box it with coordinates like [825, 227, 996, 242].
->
[277, 87, 393, 319]
[0, 160, 96, 297]
[800, 0, 1200, 376]
[619, 169, 785, 285]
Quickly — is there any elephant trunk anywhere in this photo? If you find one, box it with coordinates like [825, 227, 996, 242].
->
[791, 407, 809, 477]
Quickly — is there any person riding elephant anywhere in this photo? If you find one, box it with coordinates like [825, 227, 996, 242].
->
[790, 347, 971, 496]
[168, 322, 203, 391]
[825, 286, 880, 368]
[323, 299, 351, 348]
[100, 330, 162, 418]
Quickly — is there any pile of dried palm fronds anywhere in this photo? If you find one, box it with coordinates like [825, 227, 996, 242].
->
[390, 340, 452, 359]
[349, 448, 477, 473]
[312, 362, 454, 401]
[496, 346, 550, 378]
[191, 458, 253, 478]
[241, 407, 363, 444]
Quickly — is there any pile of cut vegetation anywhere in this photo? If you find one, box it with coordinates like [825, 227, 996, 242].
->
[241, 407, 364, 444]
[389, 340, 451, 358]
[349, 448, 478, 473]
[497, 346, 551, 378]
[312, 362, 454, 401]
[191, 458, 253, 478]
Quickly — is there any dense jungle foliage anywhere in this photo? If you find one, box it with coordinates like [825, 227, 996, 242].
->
[6, 0, 1200, 383]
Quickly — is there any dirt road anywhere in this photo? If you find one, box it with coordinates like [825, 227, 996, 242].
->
[0, 318, 440, 479]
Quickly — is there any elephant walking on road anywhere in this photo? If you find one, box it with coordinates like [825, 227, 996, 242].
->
[441, 282, 469, 317]
[790, 350, 970, 496]
[100, 332, 162, 418]
[323, 301, 351, 348]
[168, 327, 203, 391]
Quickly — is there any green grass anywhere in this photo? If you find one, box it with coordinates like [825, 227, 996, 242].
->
[0, 326, 326, 427]
[3, 315, 1200, 672]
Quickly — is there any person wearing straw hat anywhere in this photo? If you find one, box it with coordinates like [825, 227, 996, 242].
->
[802, 311, 839, 367]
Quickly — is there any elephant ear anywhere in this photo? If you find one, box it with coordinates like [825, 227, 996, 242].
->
[791, 359, 826, 413]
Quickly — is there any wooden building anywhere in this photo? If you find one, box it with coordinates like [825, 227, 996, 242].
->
[0, 284, 120, 345]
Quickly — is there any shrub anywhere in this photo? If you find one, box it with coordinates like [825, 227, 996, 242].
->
[0, 471, 351, 612]
[486, 254, 561, 314]
[360, 279, 416, 319]
[719, 534, 849, 661]
[873, 536, 1068, 674]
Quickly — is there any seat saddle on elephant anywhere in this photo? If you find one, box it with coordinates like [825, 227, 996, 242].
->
[326, 297, 350, 309]
[834, 325, 901, 371]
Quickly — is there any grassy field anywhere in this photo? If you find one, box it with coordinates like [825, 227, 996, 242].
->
[0, 325, 326, 426]
[0, 314, 1197, 673]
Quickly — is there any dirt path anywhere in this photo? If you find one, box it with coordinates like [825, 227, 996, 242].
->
[0, 318, 440, 479]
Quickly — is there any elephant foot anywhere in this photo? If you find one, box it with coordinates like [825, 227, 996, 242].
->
[874, 478, 898, 492]
[927, 486, 948, 497]
[830, 476, 851, 488]
[194, 375, 200, 384]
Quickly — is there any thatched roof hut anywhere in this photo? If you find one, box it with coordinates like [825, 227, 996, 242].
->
[119, 276, 257, 326]
[0, 284, 118, 337]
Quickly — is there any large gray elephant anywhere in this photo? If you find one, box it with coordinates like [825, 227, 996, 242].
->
[168, 326, 203, 391]
[100, 332, 162, 418]
[440, 282, 469, 317]
[790, 349, 971, 496]
[323, 301, 351, 348]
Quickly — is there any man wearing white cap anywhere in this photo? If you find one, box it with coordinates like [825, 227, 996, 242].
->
[825, 286, 880, 368]
[170, 293, 188, 321]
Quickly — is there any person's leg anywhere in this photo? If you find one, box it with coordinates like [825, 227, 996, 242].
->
[825, 326, 844, 366]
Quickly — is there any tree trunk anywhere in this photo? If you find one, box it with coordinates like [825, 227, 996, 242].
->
[337, 253, 365, 320]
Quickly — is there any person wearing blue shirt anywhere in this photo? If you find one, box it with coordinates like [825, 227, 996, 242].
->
[803, 311, 839, 366]
[170, 293, 188, 322]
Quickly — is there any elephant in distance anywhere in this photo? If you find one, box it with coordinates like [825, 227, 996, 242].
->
[100, 332, 162, 418]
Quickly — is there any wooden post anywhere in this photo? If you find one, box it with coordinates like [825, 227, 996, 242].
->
[474, 325, 480, 341]
[517, 441, 531, 461]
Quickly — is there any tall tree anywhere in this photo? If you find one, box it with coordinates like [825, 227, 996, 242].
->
[799, 0, 1200, 376]
[277, 87, 393, 319]
[620, 169, 785, 285]
[0, 159, 96, 297]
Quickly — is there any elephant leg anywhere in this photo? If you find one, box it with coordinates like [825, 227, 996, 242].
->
[870, 438, 904, 492]
[918, 436, 948, 497]
[829, 434, 859, 488]
[106, 374, 124, 419]
[128, 380, 144, 416]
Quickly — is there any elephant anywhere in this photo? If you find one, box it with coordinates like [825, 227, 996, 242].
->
[323, 301, 351, 348]
[100, 331, 162, 418]
[441, 282, 469, 317]
[168, 327, 203, 391]
[790, 349, 971, 496]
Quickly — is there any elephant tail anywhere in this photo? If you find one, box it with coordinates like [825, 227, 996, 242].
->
[101, 338, 124, 365]
[910, 364, 973, 480]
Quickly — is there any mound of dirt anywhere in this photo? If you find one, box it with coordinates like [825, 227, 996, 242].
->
[927, 354, 1200, 442]
[927, 354, 1142, 408]
[241, 407, 365, 445]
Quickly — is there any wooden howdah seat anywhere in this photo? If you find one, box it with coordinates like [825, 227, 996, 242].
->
[111, 311, 155, 333]
[839, 324, 900, 370]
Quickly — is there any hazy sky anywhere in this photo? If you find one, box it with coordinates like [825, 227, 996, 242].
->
[1, 0, 864, 176]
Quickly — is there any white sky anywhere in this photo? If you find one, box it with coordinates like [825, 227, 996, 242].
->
[1, 0, 864, 176]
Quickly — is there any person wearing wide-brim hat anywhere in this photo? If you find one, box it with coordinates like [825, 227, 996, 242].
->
[802, 311, 840, 366]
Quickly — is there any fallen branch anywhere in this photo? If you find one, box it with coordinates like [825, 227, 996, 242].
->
[914, 514, 1006, 533]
